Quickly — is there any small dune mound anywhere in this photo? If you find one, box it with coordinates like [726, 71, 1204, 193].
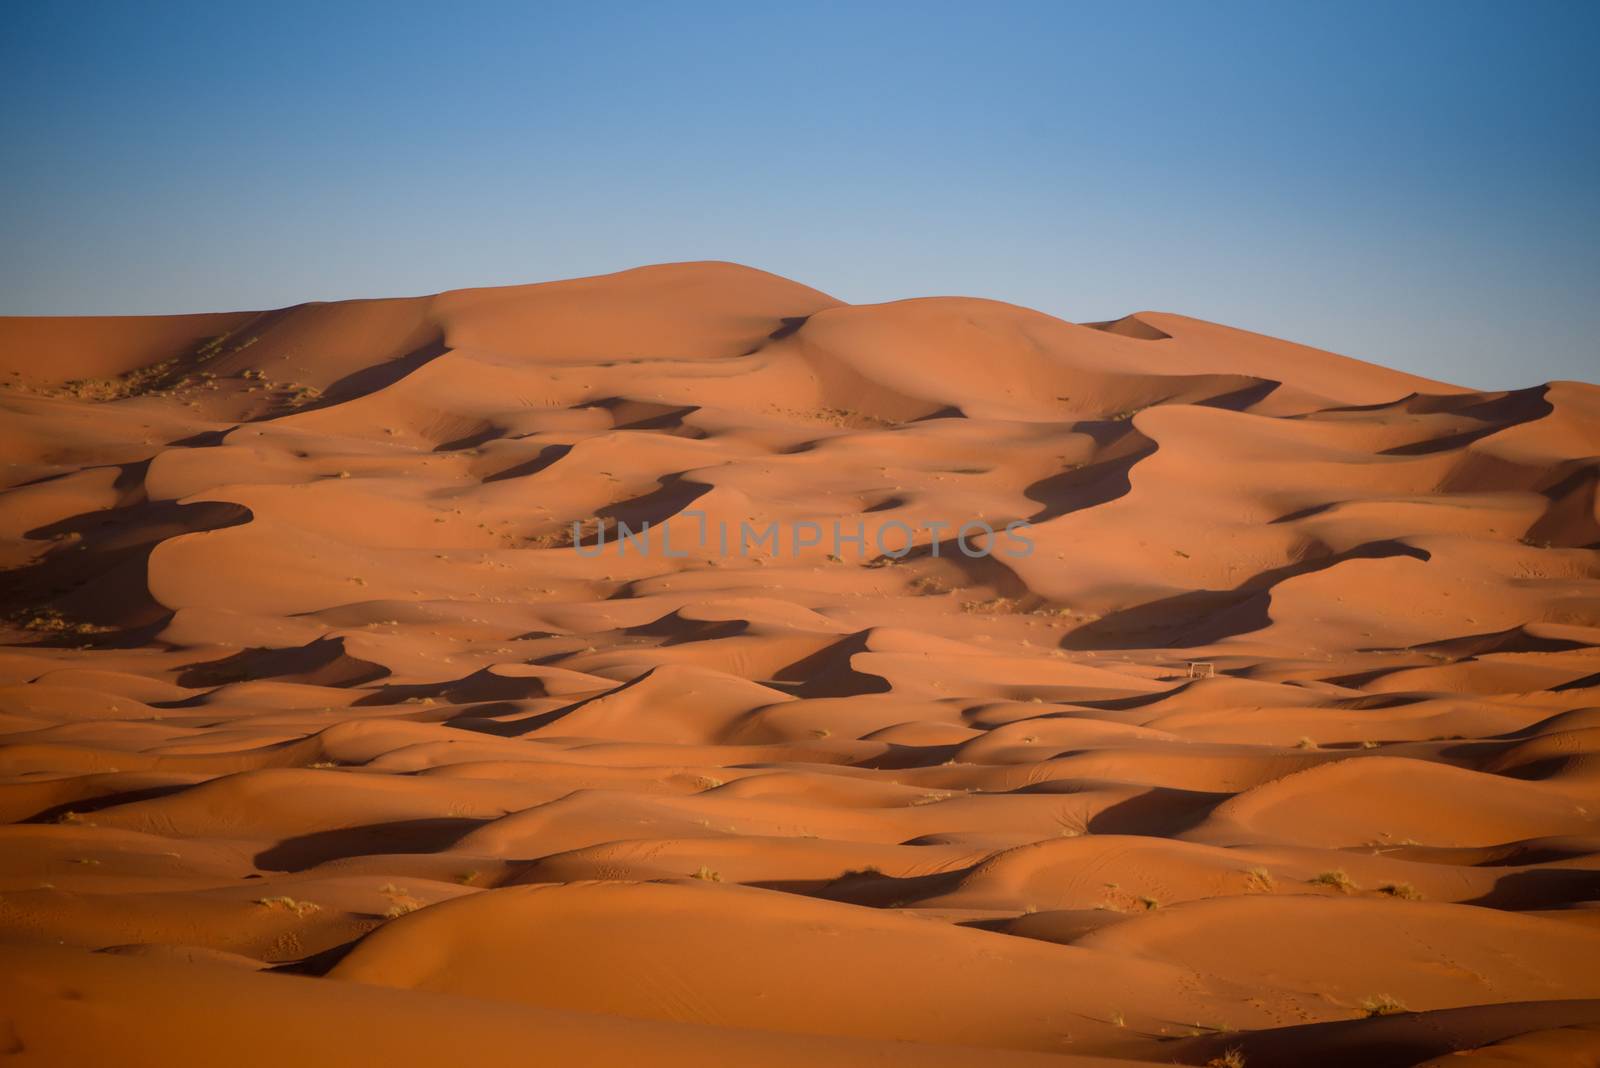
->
[1077, 895, 1600, 1014]
[331, 880, 1231, 1052]
[1082, 314, 1172, 341]
[1194, 755, 1593, 848]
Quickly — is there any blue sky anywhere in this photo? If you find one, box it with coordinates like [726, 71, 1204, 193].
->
[3, 1, 1596, 387]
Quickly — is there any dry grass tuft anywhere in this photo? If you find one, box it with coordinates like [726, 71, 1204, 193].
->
[1361, 994, 1408, 1017]
[961, 596, 1021, 615]
[19, 609, 113, 638]
[255, 896, 321, 917]
[1310, 870, 1357, 894]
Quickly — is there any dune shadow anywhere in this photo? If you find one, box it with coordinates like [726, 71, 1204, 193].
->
[27, 783, 196, 824]
[1196, 378, 1280, 411]
[855, 741, 965, 769]
[176, 635, 388, 689]
[352, 667, 559, 707]
[6, 496, 251, 641]
[571, 475, 711, 549]
[802, 866, 969, 908]
[484, 443, 572, 483]
[270, 937, 363, 976]
[302, 334, 449, 411]
[1526, 461, 1600, 549]
[1023, 425, 1154, 524]
[1081, 314, 1171, 341]
[768, 631, 892, 698]
[1378, 385, 1552, 456]
[253, 817, 483, 871]
[1062, 539, 1430, 650]
[1165, 996, 1600, 1068]
[1463, 867, 1600, 910]
[593, 396, 705, 434]
[1072, 784, 1228, 836]
[625, 610, 748, 646]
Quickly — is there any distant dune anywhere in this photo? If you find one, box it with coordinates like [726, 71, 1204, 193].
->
[2, 262, 1598, 1066]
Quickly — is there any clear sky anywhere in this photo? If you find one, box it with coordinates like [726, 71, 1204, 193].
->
[3, 1, 1596, 388]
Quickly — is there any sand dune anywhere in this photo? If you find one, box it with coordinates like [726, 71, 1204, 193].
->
[1, 261, 1598, 1065]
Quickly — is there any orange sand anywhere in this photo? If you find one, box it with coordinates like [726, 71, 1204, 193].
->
[1, 261, 1597, 1065]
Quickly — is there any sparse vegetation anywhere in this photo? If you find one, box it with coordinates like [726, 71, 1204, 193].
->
[255, 896, 321, 917]
[691, 865, 722, 882]
[16, 609, 112, 638]
[1378, 882, 1422, 900]
[771, 406, 894, 429]
[962, 596, 1021, 615]
[1360, 994, 1408, 1017]
[1243, 866, 1275, 892]
[26, 329, 277, 404]
[1205, 1049, 1247, 1068]
[1310, 870, 1357, 894]
[374, 884, 423, 917]
[55, 359, 180, 401]
[1033, 604, 1080, 618]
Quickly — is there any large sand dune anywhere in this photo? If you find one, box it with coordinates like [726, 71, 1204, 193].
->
[1, 261, 1597, 1065]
